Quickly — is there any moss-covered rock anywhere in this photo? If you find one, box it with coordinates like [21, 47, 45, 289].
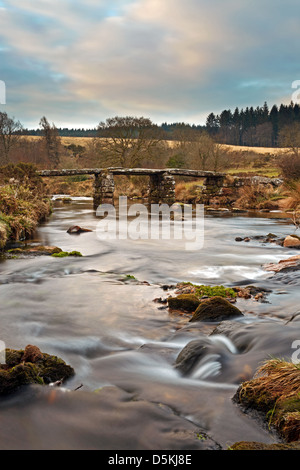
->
[190, 296, 243, 322]
[7, 245, 63, 256]
[167, 294, 201, 313]
[175, 282, 237, 299]
[0, 345, 75, 395]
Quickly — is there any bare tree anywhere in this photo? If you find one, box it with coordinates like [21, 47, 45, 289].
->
[277, 123, 300, 180]
[187, 130, 216, 171]
[39, 116, 61, 168]
[0, 112, 23, 165]
[278, 122, 300, 157]
[96, 116, 163, 168]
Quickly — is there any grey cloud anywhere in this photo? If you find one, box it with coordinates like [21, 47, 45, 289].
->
[0, 0, 299, 127]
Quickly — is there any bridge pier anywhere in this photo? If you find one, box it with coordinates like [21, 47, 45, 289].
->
[148, 172, 176, 204]
[197, 175, 226, 203]
[94, 171, 115, 208]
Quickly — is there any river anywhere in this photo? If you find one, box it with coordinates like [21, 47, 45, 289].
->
[1, 197, 300, 450]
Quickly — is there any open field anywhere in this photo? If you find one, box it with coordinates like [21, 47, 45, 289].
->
[221, 144, 287, 155]
[25, 135, 94, 147]
[24, 135, 290, 155]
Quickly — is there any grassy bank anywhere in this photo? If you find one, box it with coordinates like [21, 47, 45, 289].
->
[0, 164, 52, 249]
[234, 358, 300, 444]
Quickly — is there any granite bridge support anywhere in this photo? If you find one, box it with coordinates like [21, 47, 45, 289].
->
[38, 167, 226, 208]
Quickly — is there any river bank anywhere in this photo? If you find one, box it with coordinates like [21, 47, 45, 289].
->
[0, 164, 52, 250]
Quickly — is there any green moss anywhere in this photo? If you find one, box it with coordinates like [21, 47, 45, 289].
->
[195, 285, 237, 299]
[52, 250, 82, 257]
[68, 251, 82, 257]
[51, 251, 68, 257]
[178, 282, 237, 299]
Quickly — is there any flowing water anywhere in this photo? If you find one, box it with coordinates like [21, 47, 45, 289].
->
[1, 197, 300, 450]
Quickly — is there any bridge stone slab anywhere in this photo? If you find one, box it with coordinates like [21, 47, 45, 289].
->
[37, 167, 230, 207]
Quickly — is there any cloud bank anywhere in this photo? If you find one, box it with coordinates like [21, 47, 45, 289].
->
[0, 0, 299, 128]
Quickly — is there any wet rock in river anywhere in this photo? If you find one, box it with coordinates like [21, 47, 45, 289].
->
[67, 225, 92, 234]
[264, 255, 300, 273]
[167, 294, 201, 313]
[175, 338, 212, 376]
[0, 345, 75, 395]
[235, 234, 285, 246]
[210, 320, 241, 338]
[283, 235, 300, 248]
[190, 296, 244, 323]
[233, 285, 271, 303]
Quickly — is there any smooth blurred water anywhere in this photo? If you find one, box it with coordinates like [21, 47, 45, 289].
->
[0, 197, 300, 450]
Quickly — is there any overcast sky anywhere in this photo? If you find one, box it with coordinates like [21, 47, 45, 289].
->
[0, 0, 299, 129]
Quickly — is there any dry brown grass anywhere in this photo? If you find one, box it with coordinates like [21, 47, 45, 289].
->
[248, 359, 300, 402]
[43, 177, 93, 197]
[26, 136, 291, 155]
[282, 181, 300, 210]
[234, 183, 283, 210]
[237, 358, 300, 442]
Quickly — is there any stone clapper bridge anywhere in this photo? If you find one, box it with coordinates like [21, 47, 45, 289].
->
[38, 167, 226, 208]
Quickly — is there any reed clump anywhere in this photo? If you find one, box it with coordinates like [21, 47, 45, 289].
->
[234, 358, 300, 443]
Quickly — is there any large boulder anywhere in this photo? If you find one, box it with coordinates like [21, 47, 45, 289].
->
[190, 296, 243, 323]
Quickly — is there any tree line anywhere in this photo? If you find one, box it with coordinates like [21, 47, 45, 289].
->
[1, 101, 300, 174]
[206, 101, 300, 147]
[14, 101, 300, 149]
